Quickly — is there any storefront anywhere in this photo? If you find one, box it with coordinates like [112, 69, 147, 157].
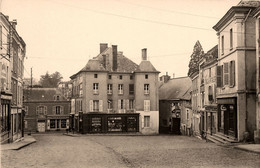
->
[1, 94, 12, 144]
[46, 116, 69, 131]
[217, 98, 237, 138]
[205, 105, 217, 136]
[81, 113, 139, 133]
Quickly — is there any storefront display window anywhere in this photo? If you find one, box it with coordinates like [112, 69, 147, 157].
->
[61, 119, 66, 128]
[50, 119, 55, 128]
[91, 117, 102, 132]
[127, 117, 137, 132]
[108, 117, 122, 132]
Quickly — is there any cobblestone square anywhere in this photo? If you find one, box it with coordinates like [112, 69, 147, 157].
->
[1, 134, 260, 168]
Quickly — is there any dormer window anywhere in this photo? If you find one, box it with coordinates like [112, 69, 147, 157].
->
[54, 95, 60, 101]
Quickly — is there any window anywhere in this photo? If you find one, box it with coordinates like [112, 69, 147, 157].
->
[50, 119, 55, 128]
[108, 99, 113, 110]
[221, 35, 224, 54]
[57, 96, 60, 101]
[130, 75, 133, 80]
[94, 74, 98, 78]
[37, 106, 47, 115]
[209, 68, 211, 78]
[56, 106, 61, 115]
[144, 116, 150, 127]
[129, 84, 134, 95]
[79, 83, 83, 97]
[144, 84, 149, 94]
[93, 100, 99, 111]
[144, 100, 150, 111]
[129, 99, 134, 110]
[107, 84, 112, 94]
[208, 86, 213, 102]
[230, 29, 233, 50]
[120, 99, 124, 109]
[0, 26, 2, 47]
[25, 106, 28, 116]
[108, 75, 112, 79]
[145, 74, 148, 79]
[54, 95, 60, 101]
[119, 75, 123, 80]
[61, 119, 67, 128]
[93, 83, 99, 94]
[118, 84, 123, 94]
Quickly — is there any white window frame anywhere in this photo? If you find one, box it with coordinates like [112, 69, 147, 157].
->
[107, 84, 112, 94]
[118, 84, 123, 95]
[144, 84, 149, 95]
[144, 100, 150, 112]
[93, 83, 99, 94]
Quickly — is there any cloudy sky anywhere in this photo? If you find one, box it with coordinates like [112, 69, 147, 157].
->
[2, 0, 241, 81]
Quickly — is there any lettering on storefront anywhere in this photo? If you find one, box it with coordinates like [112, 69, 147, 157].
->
[1, 95, 12, 100]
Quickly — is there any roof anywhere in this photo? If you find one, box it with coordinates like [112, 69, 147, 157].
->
[23, 88, 68, 102]
[135, 60, 159, 73]
[159, 77, 192, 100]
[70, 45, 159, 79]
[213, 1, 260, 31]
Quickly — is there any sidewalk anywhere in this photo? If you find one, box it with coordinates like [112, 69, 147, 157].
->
[233, 144, 260, 154]
[1, 135, 36, 151]
[63, 132, 146, 137]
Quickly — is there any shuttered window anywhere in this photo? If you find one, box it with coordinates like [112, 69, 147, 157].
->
[223, 62, 229, 86]
[99, 100, 103, 112]
[144, 100, 150, 112]
[229, 60, 235, 87]
[216, 66, 223, 87]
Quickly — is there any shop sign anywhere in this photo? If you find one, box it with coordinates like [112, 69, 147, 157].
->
[1, 95, 12, 100]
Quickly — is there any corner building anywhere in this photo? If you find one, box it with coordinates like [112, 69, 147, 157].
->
[70, 44, 160, 134]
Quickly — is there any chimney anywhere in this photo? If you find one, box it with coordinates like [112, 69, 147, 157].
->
[160, 72, 170, 83]
[142, 48, 147, 61]
[11, 19, 17, 30]
[112, 45, 117, 71]
[100, 43, 108, 54]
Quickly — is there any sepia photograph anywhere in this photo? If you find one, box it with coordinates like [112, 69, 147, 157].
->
[1, 0, 260, 167]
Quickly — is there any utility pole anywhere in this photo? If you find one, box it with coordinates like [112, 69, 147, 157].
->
[30, 67, 32, 88]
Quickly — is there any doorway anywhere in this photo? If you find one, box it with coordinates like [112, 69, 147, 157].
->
[37, 122, 46, 132]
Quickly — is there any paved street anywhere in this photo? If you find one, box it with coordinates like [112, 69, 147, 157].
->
[1, 133, 260, 168]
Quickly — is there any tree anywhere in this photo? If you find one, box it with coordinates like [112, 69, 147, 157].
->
[39, 71, 63, 88]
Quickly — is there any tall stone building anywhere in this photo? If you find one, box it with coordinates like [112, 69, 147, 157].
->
[0, 13, 26, 143]
[213, 0, 260, 142]
[70, 44, 160, 134]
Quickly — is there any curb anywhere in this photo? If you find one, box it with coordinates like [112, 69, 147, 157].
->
[233, 146, 260, 154]
[14, 140, 36, 150]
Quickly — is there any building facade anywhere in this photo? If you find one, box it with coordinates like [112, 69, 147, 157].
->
[213, 1, 260, 141]
[23, 88, 70, 132]
[70, 44, 160, 134]
[1, 13, 26, 143]
[159, 75, 192, 135]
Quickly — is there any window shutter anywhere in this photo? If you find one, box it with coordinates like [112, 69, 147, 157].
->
[61, 106, 64, 114]
[216, 66, 223, 87]
[229, 60, 235, 87]
[44, 106, 47, 115]
[126, 99, 129, 110]
[147, 100, 150, 111]
[141, 116, 144, 128]
[118, 100, 121, 112]
[52, 106, 56, 115]
[223, 62, 229, 85]
[89, 100, 93, 112]
[99, 100, 103, 112]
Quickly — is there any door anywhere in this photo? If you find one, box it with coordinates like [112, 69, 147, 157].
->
[171, 118, 181, 135]
[37, 122, 45, 132]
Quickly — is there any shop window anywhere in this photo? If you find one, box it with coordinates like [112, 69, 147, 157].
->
[144, 116, 150, 127]
[108, 117, 122, 132]
[61, 119, 67, 128]
[127, 117, 137, 132]
[50, 119, 55, 128]
[91, 117, 102, 132]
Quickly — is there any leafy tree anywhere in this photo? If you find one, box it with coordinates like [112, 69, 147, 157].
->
[39, 71, 63, 88]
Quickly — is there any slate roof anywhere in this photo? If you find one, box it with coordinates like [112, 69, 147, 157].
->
[23, 88, 67, 102]
[135, 60, 159, 73]
[71, 45, 159, 79]
[159, 77, 192, 100]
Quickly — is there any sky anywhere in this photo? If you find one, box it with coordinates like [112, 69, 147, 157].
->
[1, 0, 242, 81]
